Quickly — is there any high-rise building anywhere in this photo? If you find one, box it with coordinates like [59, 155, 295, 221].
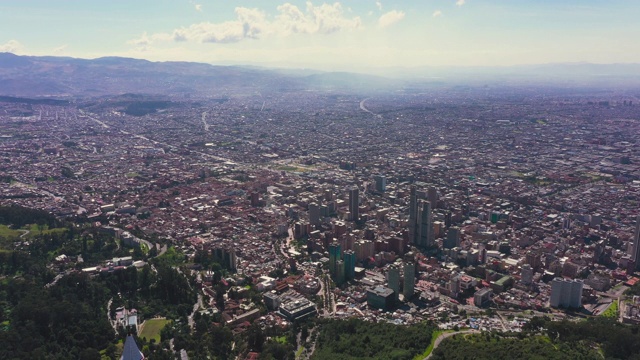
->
[373, 175, 386, 193]
[593, 241, 604, 264]
[250, 192, 260, 207]
[549, 279, 563, 307]
[569, 279, 583, 308]
[294, 222, 308, 239]
[215, 248, 238, 271]
[346, 233, 356, 251]
[550, 278, 583, 308]
[338, 236, 348, 255]
[408, 185, 417, 245]
[349, 187, 359, 221]
[320, 204, 329, 218]
[633, 215, 640, 270]
[416, 201, 434, 248]
[387, 265, 400, 301]
[389, 236, 405, 256]
[526, 251, 542, 270]
[329, 242, 340, 276]
[336, 260, 345, 285]
[354, 240, 374, 261]
[521, 264, 533, 285]
[333, 221, 347, 238]
[324, 189, 333, 202]
[449, 275, 461, 298]
[353, 240, 364, 261]
[403, 262, 416, 299]
[343, 250, 356, 281]
[309, 203, 320, 227]
[444, 226, 461, 249]
[428, 186, 438, 209]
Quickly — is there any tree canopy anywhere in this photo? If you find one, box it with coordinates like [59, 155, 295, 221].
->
[312, 318, 435, 360]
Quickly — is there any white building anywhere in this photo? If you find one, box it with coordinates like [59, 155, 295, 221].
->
[521, 264, 533, 285]
[550, 278, 583, 308]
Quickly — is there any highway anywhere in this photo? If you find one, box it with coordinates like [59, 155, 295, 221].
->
[359, 98, 381, 118]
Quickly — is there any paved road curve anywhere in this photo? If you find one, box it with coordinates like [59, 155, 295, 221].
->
[424, 330, 479, 360]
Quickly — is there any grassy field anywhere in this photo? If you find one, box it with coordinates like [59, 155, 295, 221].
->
[139, 242, 149, 255]
[0, 225, 21, 249]
[25, 224, 67, 237]
[601, 300, 618, 318]
[0, 224, 67, 239]
[274, 165, 308, 172]
[0, 225, 21, 238]
[139, 319, 170, 343]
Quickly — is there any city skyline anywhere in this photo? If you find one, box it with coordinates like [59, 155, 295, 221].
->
[1, 1, 639, 72]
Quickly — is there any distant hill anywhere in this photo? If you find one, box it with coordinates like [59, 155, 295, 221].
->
[302, 71, 400, 90]
[376, 62, 640, 88]
[0, 53, 399, 98]
[1, 52, 639, 98]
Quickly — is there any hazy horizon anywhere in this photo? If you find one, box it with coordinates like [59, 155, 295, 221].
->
[1, 1, 639, 73]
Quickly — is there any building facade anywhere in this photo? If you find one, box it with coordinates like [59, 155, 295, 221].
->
[550, 278, 583, 308]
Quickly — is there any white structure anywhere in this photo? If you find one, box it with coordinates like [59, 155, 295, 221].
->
[115, 307, 139, 331]
[521, 264, 533, 285]
[256, 275, 276, 292]
[550, 278, 583, 308]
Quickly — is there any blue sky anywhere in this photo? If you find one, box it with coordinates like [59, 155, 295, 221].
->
[0, 1, 638, 71]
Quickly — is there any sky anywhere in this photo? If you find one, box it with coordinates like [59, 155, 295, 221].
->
[0, 0, 639, 71]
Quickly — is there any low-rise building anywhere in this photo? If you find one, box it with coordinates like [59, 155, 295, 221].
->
[279, 298, 317, 321]
[367, 286, 395, 310]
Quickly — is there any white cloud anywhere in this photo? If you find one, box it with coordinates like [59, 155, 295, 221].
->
[171, 7, 268, 43]
[52, 44, 68, 54]
[276, 2, 361, 35]
[127, 32, 172, 49]
[0, 39, 25, 54]
[378, 10, 405, 28]
[375, 1, 382, 11]
[130, 2, 362, 45]
[126, 32, 174, 53]
[432, 10, 443, 18]
[188, 0, 202, 12]
[128, 33, 150, 47]
[456, 0, 465, 6]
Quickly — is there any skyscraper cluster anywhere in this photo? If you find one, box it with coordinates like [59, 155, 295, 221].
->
[329, 242, 356, 285]
[385, 261, 415, 302]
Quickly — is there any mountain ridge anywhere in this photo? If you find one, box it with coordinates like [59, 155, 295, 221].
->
[2, 52, 640, 98]
[0, 52, 399, 98]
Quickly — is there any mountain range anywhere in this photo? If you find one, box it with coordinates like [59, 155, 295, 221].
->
[1, 52, 640, 98]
